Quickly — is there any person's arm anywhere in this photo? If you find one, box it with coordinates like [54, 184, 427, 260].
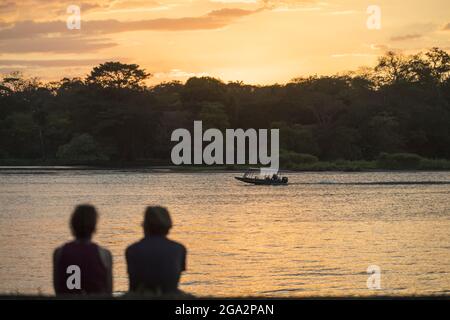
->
[125, 246, 136, 292]
[52, 247, 63, 295]
[181, 246, 187, 272]
[98, 247, 113, 295]
[106, 251, 113, 294]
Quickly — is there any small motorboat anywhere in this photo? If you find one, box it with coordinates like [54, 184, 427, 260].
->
[235, 168, 288, 185]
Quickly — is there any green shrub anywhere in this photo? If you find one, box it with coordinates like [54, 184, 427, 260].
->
[280, 150, 318, 166]
[377, 152, 423, 169]
[57, 133, 108, 162]
[0, 149, 8, 159]
[419, 158, 450, 170]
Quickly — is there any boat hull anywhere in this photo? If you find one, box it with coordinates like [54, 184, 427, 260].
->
[234, 176, 288, 185]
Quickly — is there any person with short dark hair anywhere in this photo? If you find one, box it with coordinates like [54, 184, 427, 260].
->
[53, 204, 113, 295]
[125, 206, 187, 294]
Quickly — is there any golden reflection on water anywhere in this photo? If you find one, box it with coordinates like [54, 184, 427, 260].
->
[0, 170, 449, 296]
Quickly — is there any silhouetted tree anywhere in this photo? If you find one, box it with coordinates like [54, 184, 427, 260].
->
[87, 62, 151, 90]
[1, 49, 449, 163]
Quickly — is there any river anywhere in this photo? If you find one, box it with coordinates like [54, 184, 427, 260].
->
[0, 169, 449, 296]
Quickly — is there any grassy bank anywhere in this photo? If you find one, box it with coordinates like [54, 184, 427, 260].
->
[1, 154, 450, 171]
[281, 152, 450, 171]
[283, 159, 450, 171]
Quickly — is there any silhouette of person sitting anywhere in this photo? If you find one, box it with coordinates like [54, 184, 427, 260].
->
[53, 204, 113, 295]
[125, 206, 187, 295]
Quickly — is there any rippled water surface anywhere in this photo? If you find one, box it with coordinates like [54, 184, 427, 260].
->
[0, 169, 449, 296]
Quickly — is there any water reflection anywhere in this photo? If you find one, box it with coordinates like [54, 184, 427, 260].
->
[0, 170, 449, 296]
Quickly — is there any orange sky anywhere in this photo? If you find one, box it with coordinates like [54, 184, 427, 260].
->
[0, 0, 449, 84]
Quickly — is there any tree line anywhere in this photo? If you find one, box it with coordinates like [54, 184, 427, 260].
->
[0, 48, 449, 167]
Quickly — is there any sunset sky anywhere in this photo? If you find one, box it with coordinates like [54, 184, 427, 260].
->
[0, 0, 449, 85]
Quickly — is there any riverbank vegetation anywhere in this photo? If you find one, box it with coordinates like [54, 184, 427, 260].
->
[1, 154, 450, 171]
[1, 48, 449, 170]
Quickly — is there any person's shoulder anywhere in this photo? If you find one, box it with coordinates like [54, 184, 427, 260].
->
[53, 241, 72, 261]
[53, 241, 73, 254]
[53, 244, 63, 254]
[53, 245, 62, 260]
[167, 238, 187, 252]
[126, 239, 144, 255]
[94, 243, 113, 268]
[96, 244, 112, 258]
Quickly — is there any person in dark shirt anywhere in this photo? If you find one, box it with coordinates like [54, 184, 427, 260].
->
[125, 206, 187, 295]
[53, 204, 113, 295]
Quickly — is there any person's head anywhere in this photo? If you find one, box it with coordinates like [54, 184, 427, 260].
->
[70, 204, 98, 240]
[143, 206, 172, 236]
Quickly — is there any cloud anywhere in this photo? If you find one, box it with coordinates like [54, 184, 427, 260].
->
[52, 2, 103, 15]
[210, 0, 258, 3]
[369, 44, 404, 53]
[100, 0, 172, 13]
[0, 1, 16, 13]
[0, 7, 261, 40]
[263, 0, 323, 13]
[331, 53, 376, 58]
[0, 1, 181, 23]
[0, 59, 117, 68]
[0, 59, 111, 78]
[109, 0, 161, 9]
[390, 34, 422, 42]
[0, 37, 116, 53]
[262, 0, 316, 6]
[154, 69, 209, 79]
[0, 6, 263, 53]
[370, 44, 389, 51]
[0, 0, 107, 21]
[327, 10, 357, 15]
[0, 20, 12, 28]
